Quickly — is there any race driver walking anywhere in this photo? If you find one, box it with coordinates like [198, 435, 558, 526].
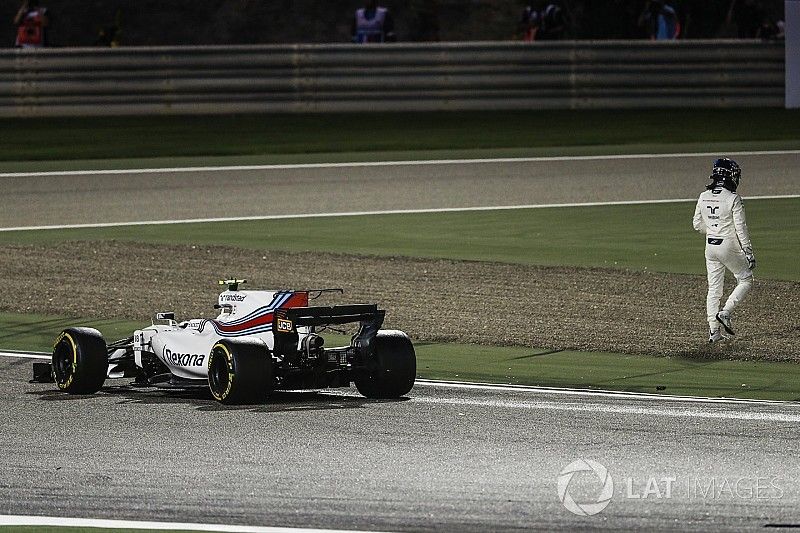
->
[692, 158, 756, 343]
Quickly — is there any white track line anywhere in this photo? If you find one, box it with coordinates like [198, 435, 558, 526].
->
[3, 350, 794, 407]
[413, 394, 800, 422]
[0, 515, 385, 533]
[1, 195, 798, 233]
[1, 149, 798, 178]
[414, 379, 796, 406]
[0, 350, 49, 360]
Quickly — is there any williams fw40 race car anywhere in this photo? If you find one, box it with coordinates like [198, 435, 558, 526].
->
[33, 280, 416, 404]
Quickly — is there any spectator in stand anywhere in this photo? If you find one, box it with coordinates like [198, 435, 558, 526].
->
[519, 4, 541, 41]
[352, 0, 396, 43]
[639, 0, 680, 40]
[13, 0, 48, 48]
[520, 2, 566, 41]
[94, 9, 122, 47]
[774, 19, 785, 40]
[755, 11, 783, 40]
[538, 1, 567, 40]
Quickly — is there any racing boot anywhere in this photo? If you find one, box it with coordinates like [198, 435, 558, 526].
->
[715, 310, 735, 336]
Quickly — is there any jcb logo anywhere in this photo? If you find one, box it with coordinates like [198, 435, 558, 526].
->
[707, 206, 719, 214]
[277, 319, 293, 333]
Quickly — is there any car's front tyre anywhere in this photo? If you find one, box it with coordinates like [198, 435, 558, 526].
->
[52, 327, 108, 394]
[207, 338, 273, 404]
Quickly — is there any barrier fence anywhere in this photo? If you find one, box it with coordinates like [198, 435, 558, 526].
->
[0, 40, 785, 116]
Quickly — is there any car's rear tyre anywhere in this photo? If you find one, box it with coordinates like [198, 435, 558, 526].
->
[52, 327, 108, 394]
[207, 338, 273, 404]
[354, 330, 416, 399]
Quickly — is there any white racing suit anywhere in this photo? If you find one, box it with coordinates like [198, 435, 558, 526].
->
[692, 187, 754, 332]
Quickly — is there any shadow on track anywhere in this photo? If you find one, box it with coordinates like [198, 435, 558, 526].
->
[28, 385, 409, 412]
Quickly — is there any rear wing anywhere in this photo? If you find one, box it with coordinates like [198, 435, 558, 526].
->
[272, 304, 385, 358]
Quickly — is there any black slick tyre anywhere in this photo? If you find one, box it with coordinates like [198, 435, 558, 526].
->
[207, 338, 273, 404]
[354, 330, 416, 399]
[51, 327, 108, 394]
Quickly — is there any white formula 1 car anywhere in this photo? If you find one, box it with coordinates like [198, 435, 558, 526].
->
[34, 280, 416, 404]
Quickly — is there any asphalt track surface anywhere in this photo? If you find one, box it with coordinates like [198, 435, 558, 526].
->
[0, 152, 798, 227]
[2, 356, 800, 532]
[2, 152, 800, 531]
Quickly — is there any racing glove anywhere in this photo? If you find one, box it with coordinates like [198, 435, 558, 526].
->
[744, 247, 756, 270]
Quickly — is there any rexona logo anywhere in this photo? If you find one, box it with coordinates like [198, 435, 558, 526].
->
[163, 347, 206, 367]
[557, 459, 614, 516]
[220, 294, 247, 302]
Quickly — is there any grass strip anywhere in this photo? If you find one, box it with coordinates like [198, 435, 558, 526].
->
[3, 312, 798, 401]
[0, 313, 141, 353]
[0, 109, 798, 164]
[415, 343, 800, 401]
[2, 199, 797, 280]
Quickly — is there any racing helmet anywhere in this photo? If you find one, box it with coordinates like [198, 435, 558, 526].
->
[708, 157, 741, 191]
